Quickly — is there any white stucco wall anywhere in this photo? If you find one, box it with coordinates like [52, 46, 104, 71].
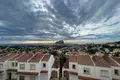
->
[69, 75, 78, 80]
[40, 73, 48, 80]
[111, 66, 120, 80]
[95, 67, 111, 80]
[69, 62, 78, 72]
[78, 64, 96, 79]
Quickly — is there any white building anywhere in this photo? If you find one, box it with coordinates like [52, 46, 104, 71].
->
[16, 52, 54, 80]
[0, 52, 55, 80]
[0, 53, 18, 80]
[51, 56, 60, 80]
[68, 52, 120, 80]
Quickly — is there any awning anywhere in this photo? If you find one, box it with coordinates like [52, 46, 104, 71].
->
[7, 69, 17, 72]
[79, 76, 100, 80]
[40, 70, 48, 73]
[69, 71, 78, 75]
[16, 72, 39, 76]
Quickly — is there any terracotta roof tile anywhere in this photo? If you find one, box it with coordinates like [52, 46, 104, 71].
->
[52, 59, 60, 68]
[63, 60, 69, 69]
[9, 54, 23, 61]
[28, 52, 45, 62]
[16, 72, 38, 75]
[17, 53, 33, 62]
[41, 55, 50, 61]
[103, 56, 119, 67]
[92, 56, 110, 67]
[0, 53, 17, 62]
[69, 55, 77, 62]
[112, 57, 120, 64]
[77, 55, 94, 66]
[0, 54, 7, 59]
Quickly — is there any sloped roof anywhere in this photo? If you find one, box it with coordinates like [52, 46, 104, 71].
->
[69, 55, 77, 62]
[17, 53, 33, 62]
[77, 55, 94, 66]
[103, 56, 119, 67]
[41, 55, 50, 61]
[28, 52, 45, 62]
[112, 57, 120, 64]
[92, 56, 110, 67]
[0, 53, 17, 62]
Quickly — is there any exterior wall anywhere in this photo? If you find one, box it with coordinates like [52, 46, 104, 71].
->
[6, 72, 17, 79]
[17, 75, 31, 80]
[18, 62, 28, 72]
[111, 66, 120, 80]
[7, 61, 18, 69]
[40, 55, 55, 80]
[40, 73, 48, 80]
[28, 62, 41, 72]
[69, 62, 78, 80]
[78, 64, 96, 79]
[95, 67, 112, 80]
[69, 62, 78, 72]
[17, 55, 55, 80]
[69, 75, 78, 80]
[0, 62, 8, 80]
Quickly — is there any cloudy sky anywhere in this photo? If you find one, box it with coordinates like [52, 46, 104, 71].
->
[0, 0, 120, 44]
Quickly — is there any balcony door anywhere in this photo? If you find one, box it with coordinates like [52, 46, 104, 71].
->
[9, 73, 11, 80]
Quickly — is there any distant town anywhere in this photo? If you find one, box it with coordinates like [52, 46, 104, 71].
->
[0, 40, 120, 80]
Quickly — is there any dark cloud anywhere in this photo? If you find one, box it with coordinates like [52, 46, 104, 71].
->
[0, 0, 120, 42]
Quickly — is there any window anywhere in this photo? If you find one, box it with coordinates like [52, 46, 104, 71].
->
[0, 64, 3, 69]
[114, 69, 119, 75]
[83, 68, 90, 74]
[20, 76, 25, 80]
[30, 64, 36, 70]
[15, 63, 18, 67]
[52, 71, 57, 78]
[100, 70, 109, 77]
[20, 64, 25, 70]
[72, 64, 76, 69]
[43, 63, 46, 68]
[12, 63, 14, 67]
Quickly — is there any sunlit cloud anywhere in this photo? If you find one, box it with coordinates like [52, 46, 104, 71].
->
[0, 0, 120, 44]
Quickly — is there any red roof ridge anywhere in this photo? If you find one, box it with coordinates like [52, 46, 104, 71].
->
[0, 53, 17, 62]
[103, 56, 119, 67]
[41, 54, 51, 61]
[92, 55, 110, 67]
[111, 56, 120, 66]
[27, 53, 38, 62]
[28, 52, 45, 62]
[8, 54, 19, 61]
[17, 53, 34, 62]
[15, 53, 26, 61]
